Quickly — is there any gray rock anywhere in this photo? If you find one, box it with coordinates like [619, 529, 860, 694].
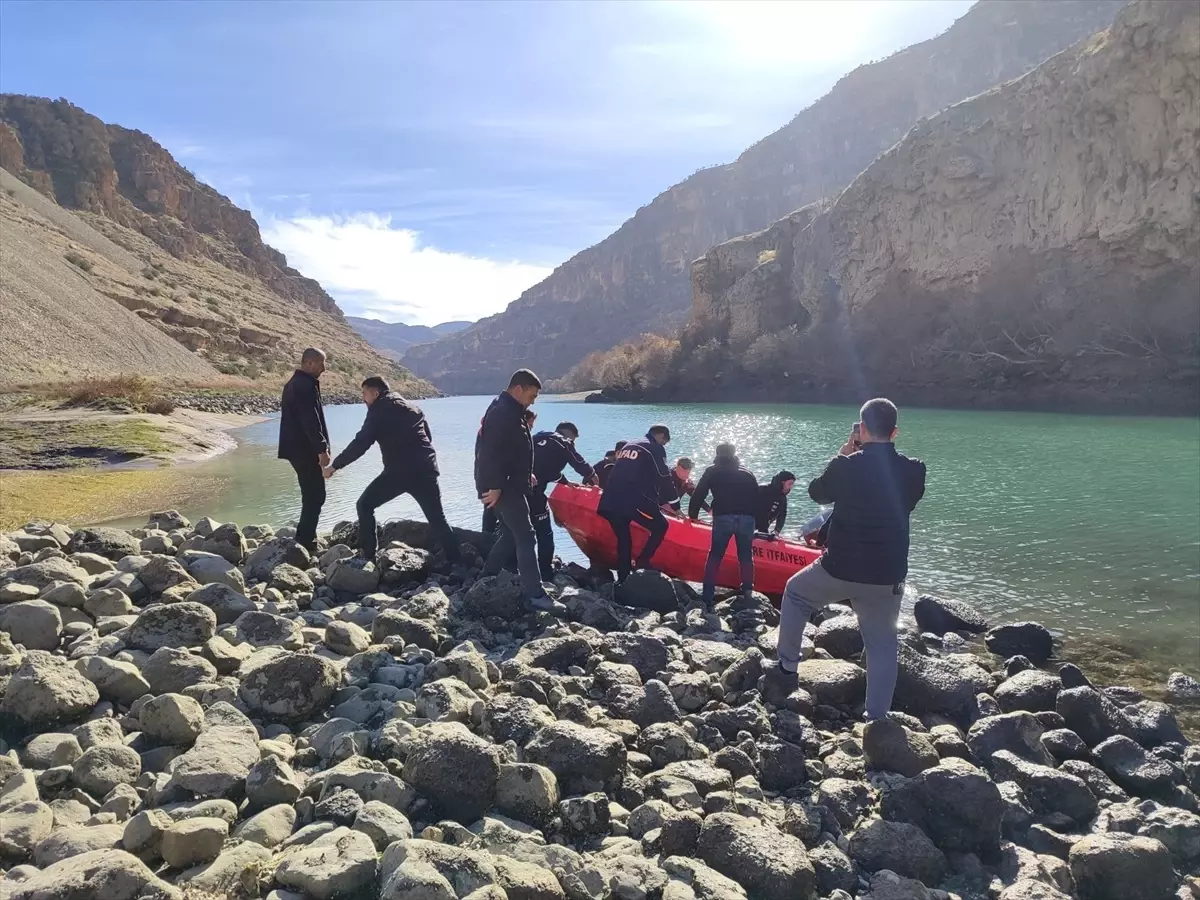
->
[0, 599, 62, 650]
[171, 725, 260, 797]
[371, 609, 439, 650]
[136, 556, 197, 595]
[894, 642, 983, 719]
[1093, 735, 1180, 797]
[233, 610, 305, 649]
[82, 587, 134, 617]
[178, 842, 273, 896]
[244, 536, 304, 582]
[0, 799, 53, 859]
[325, 557, 381, 595]
[140, 646, 217, 695]
[913, 594, 989, 635]
[246, 755, 305, 808]
[560, 791, 610, 839]
[20, 732, 82, 769]
[1138, 802, 1200, 862]
[2, 651, 99, 725]
[863, 718, 939, 777]
[526, 720, 628, 795]
[794, 659, 865, 707]
[403, 722, 500, 822]
[72, 744, 141, 798]
[1059, 759, 1129, 802]
[1068, 833, 1176, 900]
[184, 552, 246, 592]
[186, 582, 255, 625]
[0, 848, 179, 900]
[2, 557, 91, 590]
[125, 602, 215, 651]
[495, 762, 559, 827]
[138, 693, 204, 746]
[274, 827, 379, 900]
[1056, 686, 1136, 748]
[325, 620, 370, 656]
[1122, 700, 1187, 748]
[991, 749, 1097, 823]
[849, 818, 947, 885]
[464, 571, 527, 619]
[813, 615, 863, 659]
[161, 816, 228, 869]
[235, 803, 298, 848]
[615, 568, 681, 613]
[995, 669, 1062, 713]
[697, 812, 816, 900]
[352, 800, 413, 850]
[123, 808, 173, 856]
[967, 711, 1056, 767]
[239, 651, 339, 722]
[1166, 672, 1200, 704]
[269, 562, 314, 594]
[33, 823, 124, 868]
[1041, 728, 1090, 762]
[41, 581, 88, 608]
[66, 527, 141, 562]
[758, 737, 808, 791]
[985, 622, 1053, 663]
[880, 757, 1004, 854]
[147, 511, 190, 531]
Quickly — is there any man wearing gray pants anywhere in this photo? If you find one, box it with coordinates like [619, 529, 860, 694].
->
[767, 398, 926, 721]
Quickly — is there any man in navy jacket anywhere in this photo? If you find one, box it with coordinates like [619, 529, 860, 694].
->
[278, 348, 331, 552]
[598, 424, 673, 582]
[530, 422, 596, 580]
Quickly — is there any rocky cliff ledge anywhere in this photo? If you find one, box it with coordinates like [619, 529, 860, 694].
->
[673, 0, 1198, 413]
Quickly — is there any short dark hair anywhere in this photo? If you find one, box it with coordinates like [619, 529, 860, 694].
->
[615, 440, 627, 451]
[361, 376, 390, 393]
[860, 397, 898, 437]
[775, 469, 796, 483]
[715, 442, 736, 460]
[508, 369, 542, 389]
[676, 457, 693, 470]
[301, 347, 325, 365]
[556, 421, 579, 439]
[648, 424, 671, 441]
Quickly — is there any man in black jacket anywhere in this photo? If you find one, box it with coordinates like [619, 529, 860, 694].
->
[756, 470, 796, 535]
[593, 440, 626, 489]
[530, 421, 596, 581]
[768, 398, 926, 723]
[324, 376, 462, 565]
[598, 425, 672, 582]
[475, 369, 547, 602]
[278, 348, 331, 552]
[689, 443, 761, 603]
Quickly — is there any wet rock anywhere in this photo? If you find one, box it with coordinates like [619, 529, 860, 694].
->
[1068, 833, 1176, 900]
[1122, 699, 1188, 748]
[0, 848, 179, 900]
[991, 750, 1097, 823]
[2, 651, 99, 725]
[1093, 735, 1180, 797]
[985, 622, 1053, 663]
[526, 720, 628, 795]
[913, 594, 989, 635]
[697, 812, 816, 900]
[863, 718, 939, 777]
[849, 818, 948, 885]
[1056, 686, 1136, 748]
[403, 722, 500, 822]
[995, 669, 1062, 713]
[125, 602, 215, 651]
[0, 599, 62, 651]
[239, 651, 339, 722]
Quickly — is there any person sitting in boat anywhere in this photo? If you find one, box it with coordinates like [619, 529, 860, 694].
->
[755, 469, 796, 538]
[593, 440, 627, 490]
[529, 422, 597, 581]
[688, 443, 761, 604]
[767, 398, 926, 723]
[665, 457, 696, 512]
[598, 425, 672, 582]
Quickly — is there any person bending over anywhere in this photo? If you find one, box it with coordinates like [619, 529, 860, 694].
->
[593, 440, 626, 490]
[756, 470, 796, 536]
[324, 377, 462, 566]
[598, 425, 672, 582]
[689, 443, 761, 604]
[530, 421, 596, 580]
[767, 398, 926, 721]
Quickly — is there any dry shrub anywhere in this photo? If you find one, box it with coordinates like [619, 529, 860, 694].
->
[145, 397, 176, 415]
[65, 375, 157, 410]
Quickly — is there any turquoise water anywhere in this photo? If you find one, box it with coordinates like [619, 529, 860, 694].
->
[144, 396, 1200, 676]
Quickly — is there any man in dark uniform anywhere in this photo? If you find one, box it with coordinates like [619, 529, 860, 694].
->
[323, 376, 462, 565]
[593, 440, 626, 489]
[278, 347, 331, 552]
[598, 424, 673, 582]
[756, 470, 796, 536]
[475, 369, 548, 603]
[482, 408, 536, 536]
[530, 421, 596, 580]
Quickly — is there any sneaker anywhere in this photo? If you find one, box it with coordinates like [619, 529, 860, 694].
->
[759, 660, 799, 707]
[529, 594, 556, 613]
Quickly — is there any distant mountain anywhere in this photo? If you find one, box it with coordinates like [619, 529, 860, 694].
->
[347, 316, 472, 359]
[402, 0, 1127, 394]
[0, 95, 435, 395]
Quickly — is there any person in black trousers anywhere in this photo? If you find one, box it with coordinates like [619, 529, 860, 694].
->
[530, 421, 597, 580]
[324, 376, 462, 565]
[598, 425, 673, 582]
[278, 348, 331, 552]
[475, 369, 548, 603]
[482, 408, 536, 536]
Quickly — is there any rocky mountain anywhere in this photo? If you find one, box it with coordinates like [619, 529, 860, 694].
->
[663, 0, 1198, 413]
[0, 95, 434, 395]
[402, 0, 1128, 394]
[347, 316, 472, 359]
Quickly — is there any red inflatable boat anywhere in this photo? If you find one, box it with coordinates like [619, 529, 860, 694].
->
[548, 482, 821, 595]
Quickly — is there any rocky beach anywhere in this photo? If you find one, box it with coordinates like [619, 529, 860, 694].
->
[0, 513, 1197, 900]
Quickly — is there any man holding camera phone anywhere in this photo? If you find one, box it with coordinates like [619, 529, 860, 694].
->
[766, 398, 926, 722]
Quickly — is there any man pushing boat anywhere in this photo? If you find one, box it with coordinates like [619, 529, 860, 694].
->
[597, 424, 673, 582]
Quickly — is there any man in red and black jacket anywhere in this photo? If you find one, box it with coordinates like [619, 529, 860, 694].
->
[474, 369, 549, 603]
[277, 348, 331, 552]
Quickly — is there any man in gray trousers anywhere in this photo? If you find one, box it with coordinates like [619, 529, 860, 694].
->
[766, 398, 926, 721]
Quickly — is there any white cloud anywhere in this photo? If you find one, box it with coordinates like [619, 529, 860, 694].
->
[261, 213, 552, 327]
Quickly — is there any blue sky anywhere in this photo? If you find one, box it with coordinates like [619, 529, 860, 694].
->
[1, 0, 973, 325]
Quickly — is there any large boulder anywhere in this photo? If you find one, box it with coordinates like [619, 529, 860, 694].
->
[72, 744, 141, 797]
[894, 642, 983, 719]
[1, 557, 91, 589]
[1056, 686, 1135, 748]
[325, 557, 381, 595]
[74, 656, 151, 706]
[66, 527, 141, 561]
[233, 610, 304, 649]
[171, 724, 261, 797]
[274, 827, 379, 900]
[615, 568, 681, 613]
[794, 659, 865, 707]
[186, 582, 255, 625]
[1068, 833, 1176, 900]
[863, 718, 939, 777]
[371, 610, 439, 650]
[1093, 735, 1181, 798]
[136, 556, 196, 595]
[697, 812, 816, 900]
[463, 572, 526, 620]
[849, 818, 947, 885]
[994, 669, 1062, 713]
[138, 693, 204, 746]
[881, 757, 1004, 854]
[990, 750, 1098, 823]
[0, 599, 62, 650]
[178, 523, 247, 565]
[525, 721, 627, 795]
[0, 848, 179, 900]
[985, 622, 1053, 663]
[1, 650, 99, 725]
[141, 646, 217, 695]
[403, 722, 501, 822]
[125, 602, 216, 651]
[913, 594, 989, 636]
[967, 712, 1056, 767]
[239, 651, 339, 722]
[182, 552, 246, 592]
[244, 536, 308, 582]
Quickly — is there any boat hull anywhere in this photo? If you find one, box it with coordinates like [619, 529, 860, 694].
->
[548, 482, 821, 595]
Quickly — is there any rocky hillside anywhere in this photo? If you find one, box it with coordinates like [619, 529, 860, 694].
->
[402, 0, 1128, 394]
[348, 316, 472, 360]
[0, 96, 434, 396]
[665, 0, 1199, 413]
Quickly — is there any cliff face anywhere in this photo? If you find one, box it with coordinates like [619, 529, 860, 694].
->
[402, 0, 1128, 394]
[675, 0, 1199, 413]
[0, 97, 435, 395]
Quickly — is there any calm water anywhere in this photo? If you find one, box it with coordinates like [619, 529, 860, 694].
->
[135, 397, 1200, 677]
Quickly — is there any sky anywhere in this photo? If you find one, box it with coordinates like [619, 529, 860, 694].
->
[0, 0, 974, 326]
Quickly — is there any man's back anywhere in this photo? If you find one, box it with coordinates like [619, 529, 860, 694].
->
[532, 431, 593, 486]
[690, 461, 759, 519]
[373, 393, 438, 473]
[601, 437, 669, 512]
[809, 443, 926, 585]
